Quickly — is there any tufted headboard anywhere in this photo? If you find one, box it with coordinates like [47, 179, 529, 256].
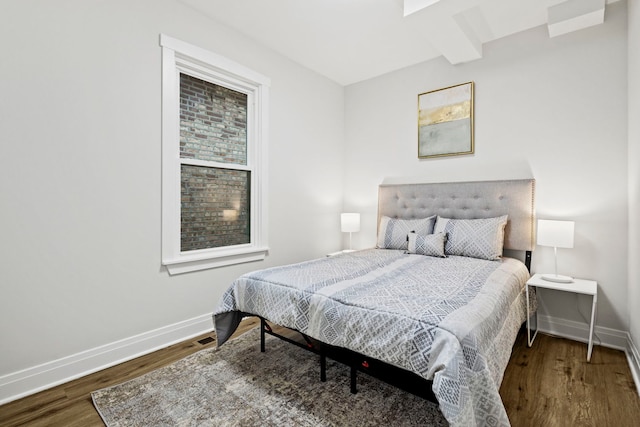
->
[378, 179, 536, 251]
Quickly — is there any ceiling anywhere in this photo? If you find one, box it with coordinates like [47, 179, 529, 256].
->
[178, 0, 617, 86]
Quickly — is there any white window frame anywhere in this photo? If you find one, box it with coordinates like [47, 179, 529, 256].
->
[160, 34, 269, 275]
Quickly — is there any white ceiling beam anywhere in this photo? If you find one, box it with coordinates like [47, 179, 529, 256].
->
[405, 0, 483, 65]
[547, 0, 606, 38]
[404, 0, 442, 17]
[430, 12, 482, 64]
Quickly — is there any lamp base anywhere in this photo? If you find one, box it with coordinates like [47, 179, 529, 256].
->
[541, 273, 574, 283]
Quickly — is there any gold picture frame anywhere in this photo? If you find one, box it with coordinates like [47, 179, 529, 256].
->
[418, 81, 474, 158]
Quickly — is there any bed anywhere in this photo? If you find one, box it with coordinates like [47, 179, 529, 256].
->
[213, 179, 536, 427]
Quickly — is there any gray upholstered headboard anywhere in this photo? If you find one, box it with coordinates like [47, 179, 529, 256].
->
[378, 179, 536, 251]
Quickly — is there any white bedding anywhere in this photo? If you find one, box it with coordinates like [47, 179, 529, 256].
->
[214, 249, 530, 426]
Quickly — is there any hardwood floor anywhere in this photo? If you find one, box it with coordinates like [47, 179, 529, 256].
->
[1, 318, 638, 426]
[500, 331, 640, 426]
[0, 318, 259, 427]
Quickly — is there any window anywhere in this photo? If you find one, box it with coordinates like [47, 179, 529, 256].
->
[160, 35, 269, 274]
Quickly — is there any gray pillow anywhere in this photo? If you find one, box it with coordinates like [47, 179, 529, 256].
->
[434, 215, 508, 260]
[377, 215, 436, 250]
[407, 232, 447, 257]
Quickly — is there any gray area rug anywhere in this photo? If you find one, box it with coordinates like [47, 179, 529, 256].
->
[92, 327, 447, 426]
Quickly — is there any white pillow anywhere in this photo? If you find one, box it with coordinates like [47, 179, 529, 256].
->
[377, 216, 436, 250]
[407, 232, 447, 257]
[433, 215, 508, 260]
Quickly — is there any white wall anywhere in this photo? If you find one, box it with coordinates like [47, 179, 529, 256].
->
[344, 3, 629, 334]
[0, 0, 344, 400]
[628, 0, 640, 372]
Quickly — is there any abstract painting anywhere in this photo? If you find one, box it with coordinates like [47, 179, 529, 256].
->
[418, 82, 474, 158]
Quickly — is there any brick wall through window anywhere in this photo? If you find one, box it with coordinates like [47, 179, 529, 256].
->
[179, 74, 250, 251]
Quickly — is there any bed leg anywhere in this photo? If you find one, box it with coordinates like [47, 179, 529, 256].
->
[350, 366, 357, 394]
[320, 352, 327, 382]
[260, 318, 266, 353]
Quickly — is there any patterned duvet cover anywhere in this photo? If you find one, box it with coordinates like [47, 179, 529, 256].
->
[213, 248, 530, 426]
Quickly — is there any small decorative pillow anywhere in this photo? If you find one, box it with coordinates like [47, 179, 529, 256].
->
[407, 232, 447, 257]
[377, 215, 436, 250]
[433, 215, 508, 261]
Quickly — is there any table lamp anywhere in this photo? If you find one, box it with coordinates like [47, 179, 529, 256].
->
[537, 219, 575, 283]
[341, 213, 360, 252]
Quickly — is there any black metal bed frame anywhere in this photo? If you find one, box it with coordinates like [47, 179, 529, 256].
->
[260, 317, 438, 401]
[258, 249, 532, 401]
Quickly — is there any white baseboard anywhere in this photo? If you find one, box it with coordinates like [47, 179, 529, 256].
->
[536, 314, 629, 351]
[628, 335, 640, 397]
[537, 314, 640, 395]
[0, 313, 214, 405]
[2, 313, 638, 405]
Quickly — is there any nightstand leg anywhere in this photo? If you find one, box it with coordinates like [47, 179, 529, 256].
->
[526, 285, 530, 345]
[587, 293, 597, 362]
[526, 284, 538, 347]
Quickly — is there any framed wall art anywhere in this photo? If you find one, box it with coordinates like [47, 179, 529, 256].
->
[418, 81, 474, 159]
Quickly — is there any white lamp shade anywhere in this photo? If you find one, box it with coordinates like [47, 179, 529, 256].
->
[537, 219, 575, 248]
[341, 213, 360, 233]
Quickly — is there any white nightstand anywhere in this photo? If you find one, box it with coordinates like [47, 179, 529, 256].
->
[526, 273, 598, 362]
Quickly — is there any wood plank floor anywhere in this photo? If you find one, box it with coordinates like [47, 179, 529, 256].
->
[1, 318, 638, 426]
[500, 331, 640, 426]
[0, 318, 259, 427]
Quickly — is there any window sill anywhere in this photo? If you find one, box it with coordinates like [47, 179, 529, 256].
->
[163, 247, 269, 275]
